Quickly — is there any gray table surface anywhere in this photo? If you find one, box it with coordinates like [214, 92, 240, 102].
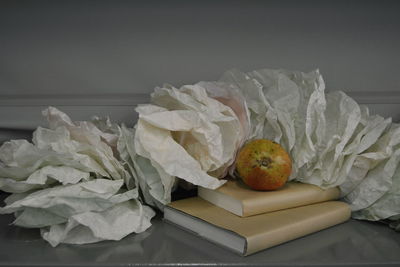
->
[0, 196, 400, 267]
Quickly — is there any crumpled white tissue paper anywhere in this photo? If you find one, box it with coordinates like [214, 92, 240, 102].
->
[130, 83, 249, 208]
[0, 107, 155, 246]
[220, 68, 400, 224]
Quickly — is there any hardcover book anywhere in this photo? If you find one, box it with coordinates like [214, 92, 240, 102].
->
[198, 180, 341, 217]
[164, 197, 351, 256]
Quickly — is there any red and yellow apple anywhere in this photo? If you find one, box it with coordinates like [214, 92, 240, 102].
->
[236, 139, 292, 191]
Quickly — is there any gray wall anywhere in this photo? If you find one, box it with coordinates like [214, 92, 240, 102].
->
[1, 0, 399, 141]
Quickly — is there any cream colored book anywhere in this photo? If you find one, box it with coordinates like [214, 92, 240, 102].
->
[164, 197, 351, 256]
[198, 180, 341, 217]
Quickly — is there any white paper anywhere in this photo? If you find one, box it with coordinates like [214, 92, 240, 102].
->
[41, 201, 154, 247]
[131, 83, 249, 206]
[0, 107, 155, 246]
[117, 124, 166, 209]
[220, 68, 400, 224]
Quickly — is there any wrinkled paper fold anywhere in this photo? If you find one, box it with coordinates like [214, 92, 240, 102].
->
[0, 108, 155, 246]
[130, 84, 249, 207]
[220, 69, 400, 223]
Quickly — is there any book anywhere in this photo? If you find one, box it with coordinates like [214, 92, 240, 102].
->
[164, 197, 351, 256]
[198, 180, 341, 217]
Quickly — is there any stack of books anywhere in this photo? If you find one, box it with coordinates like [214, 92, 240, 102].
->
[164, 179, 351, 256]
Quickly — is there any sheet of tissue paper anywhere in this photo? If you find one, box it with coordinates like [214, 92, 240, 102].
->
[0, 107, 155, 246]
[219, 68, 400, 224]
[130, 84, 249, 208]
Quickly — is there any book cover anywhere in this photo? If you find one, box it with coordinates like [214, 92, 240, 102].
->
[164, 197, 351, 256]
[198, 180, 341, 217]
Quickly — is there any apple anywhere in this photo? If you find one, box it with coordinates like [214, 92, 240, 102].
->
[236, 139, 292, 191]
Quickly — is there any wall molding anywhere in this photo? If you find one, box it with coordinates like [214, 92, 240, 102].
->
[1, 91, 400, 106]
[0, 91, 399, 132]
[0, 94, 150, 131]
[0, 93, 150, 107]
[345, 91, 400, 104]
